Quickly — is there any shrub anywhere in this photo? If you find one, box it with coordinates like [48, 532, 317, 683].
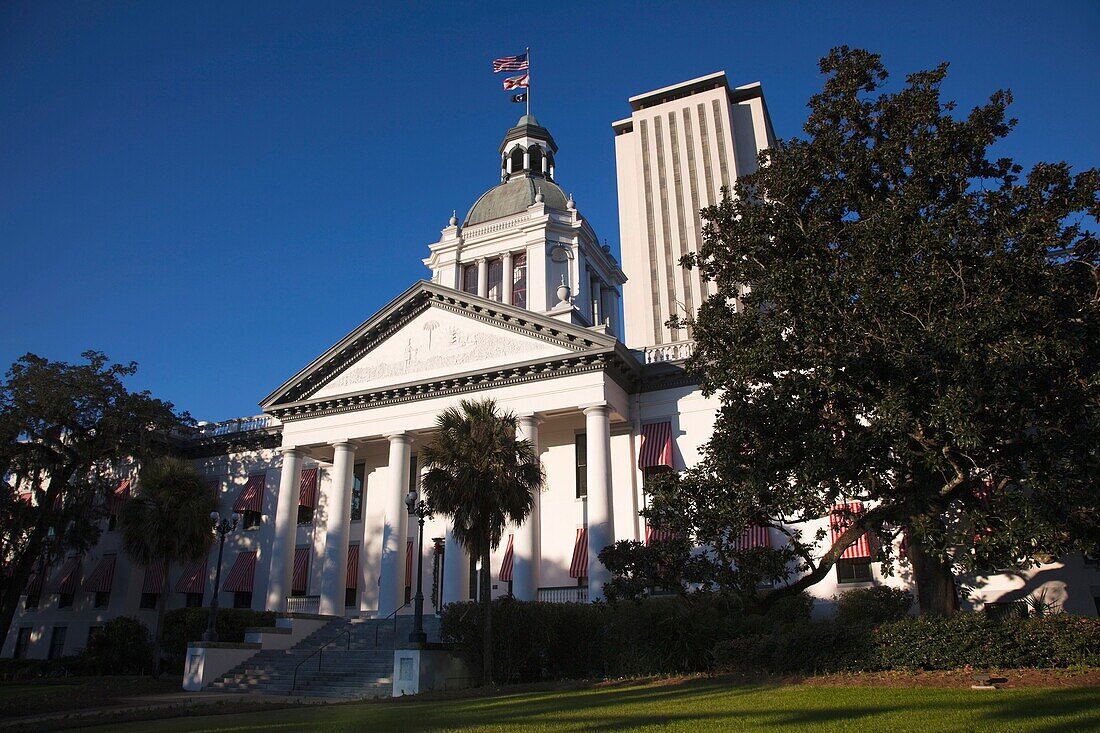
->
[81, 617, 154, 675]
[835, 586, 913, 626]
[160, 607, 277, 670]
[873, 613, 1100, 670]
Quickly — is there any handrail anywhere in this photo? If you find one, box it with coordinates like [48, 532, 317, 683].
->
[291, 626, 351, 691]
[375, 601, 411, 647]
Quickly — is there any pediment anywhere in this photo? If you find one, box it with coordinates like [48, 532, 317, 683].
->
[261, 281, 621, 410]
[312, 306, 570, 398]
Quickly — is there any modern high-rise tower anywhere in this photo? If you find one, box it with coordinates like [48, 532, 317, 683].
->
[613, 72, 775, 349]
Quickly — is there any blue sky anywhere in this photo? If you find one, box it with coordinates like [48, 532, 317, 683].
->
[2, 1, 1097, 421]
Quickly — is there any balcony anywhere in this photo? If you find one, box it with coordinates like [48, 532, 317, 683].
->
[642, 340, 695, 364]
[537, 586, 588, 604]
[193, 415, 278, 439]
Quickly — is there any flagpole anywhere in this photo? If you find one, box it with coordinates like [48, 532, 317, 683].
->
[526, 46, 531, 116]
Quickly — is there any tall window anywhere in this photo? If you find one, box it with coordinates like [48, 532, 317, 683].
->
[241, 511, 261, 531]
[350, 463, 365, 522]
[462, 263, 478, 295]
[575, 434, 588, 499]
[48, 626, 67, 660]
[233, 591, 252, 609]
[14, 628, 30, 659]
[487, 258, 503, 301]
[512, 253, 527, 309]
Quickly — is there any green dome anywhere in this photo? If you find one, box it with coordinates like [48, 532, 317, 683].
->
[464, 176, 568, 226]
[517, 114, 540, 126]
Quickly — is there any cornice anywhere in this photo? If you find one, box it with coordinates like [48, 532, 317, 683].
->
[270, 350, 629, 422]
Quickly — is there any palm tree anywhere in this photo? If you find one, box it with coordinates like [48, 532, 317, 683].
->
[420, 398, 543, 685]
[118, 456, 217, 676]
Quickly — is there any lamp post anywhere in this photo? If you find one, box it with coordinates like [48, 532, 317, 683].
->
[202, 511, 239, 643]
[405, 490, 431, 644]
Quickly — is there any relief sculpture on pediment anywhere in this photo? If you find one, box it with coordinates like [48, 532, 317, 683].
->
[331, 322, 543, 391]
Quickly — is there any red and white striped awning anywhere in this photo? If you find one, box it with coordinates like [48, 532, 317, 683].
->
[24, 565, 47, 595]
[569, 528, 588, 579]
[174, 559, 207, 594]
[499, 534, 514, 582]
[298, 468, 319, 509]
[733, 525, 771, 551]
[83, 554, 116, 594]
[222, 550, 257, 593]
[346, 545, 359, 590]
[109, 479, 131, 513]
[404, 540, 414, 588]
[142, 560, 168, 594]
[292, 547, 310, 594]
[51, 557, 81, 594]
[232, 476, 265, 513]
[645, 525, 675, 545]
[639, 422, 674, 469]
[830, 502, 872, 559]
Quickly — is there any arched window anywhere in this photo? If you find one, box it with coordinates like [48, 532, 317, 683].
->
[509, 146, 525, 174]
[529, 146, 543, 176]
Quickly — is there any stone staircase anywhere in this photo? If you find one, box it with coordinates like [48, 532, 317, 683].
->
[208, 615, 442, 699]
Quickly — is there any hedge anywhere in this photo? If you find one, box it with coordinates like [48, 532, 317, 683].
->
[161, 607, 277, 670]
[442, 594, 1098, 683]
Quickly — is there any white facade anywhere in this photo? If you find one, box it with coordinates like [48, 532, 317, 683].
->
[5, 89, 1097, 662]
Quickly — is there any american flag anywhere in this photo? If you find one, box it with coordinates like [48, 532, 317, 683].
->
[502, 74, 529, 91]
[493, 53, 528, 72]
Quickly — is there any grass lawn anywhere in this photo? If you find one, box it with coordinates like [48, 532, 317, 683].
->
[73, 677, 1100, 733]
[0, 675, 180, 719]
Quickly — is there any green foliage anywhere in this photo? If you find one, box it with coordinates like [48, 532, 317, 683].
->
[80, 617, 154, 675]
[835, 586, 914, 626]
[712, 614, 1099, 674]
[0, 351, 187, 643]
[441, 593, 803, 684]
[664, 46, 1100, 616]
[871, 614, 1099, 670]
[420, 398, 545, 684]
[160, 607, 276, 670]
[119, 456, 217, 675]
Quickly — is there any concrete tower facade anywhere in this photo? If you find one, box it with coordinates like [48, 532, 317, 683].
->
[613, 72, 775, 349]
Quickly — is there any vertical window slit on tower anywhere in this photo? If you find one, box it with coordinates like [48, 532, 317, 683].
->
[639, 119, 664, 345]
[697, 102, 716, 206]
[668, 112, 694, 333]
[653, 116, 679, 342]
[712, 99, 731, 192]
[682, 106, 708, 302]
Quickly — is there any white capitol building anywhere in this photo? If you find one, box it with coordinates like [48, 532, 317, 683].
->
[5, 72, 1096, 664]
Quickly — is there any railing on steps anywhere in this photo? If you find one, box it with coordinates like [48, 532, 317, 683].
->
[291, 626, 351, 691]
[285, 595, 321, 614]
[537, 586, 589, 603]
[375, 601, 411, 647]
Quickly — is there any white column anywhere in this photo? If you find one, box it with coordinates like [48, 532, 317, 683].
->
[502, 251, 513, 306]
[591, 277, 602, 325]
[477, 258, 488, 299]
[319, 441, 356, 616]
[542, 155, 549, 175]
[584, 405, 613, 602]
[378, 433, 411, 617]
[265, 447, 303, 612]
[441, 525, 469, 605]
[523, 149, 530, 171]
[512, 414, 541, 601]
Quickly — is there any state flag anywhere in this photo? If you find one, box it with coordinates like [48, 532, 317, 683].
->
[503, 74, 529, 91]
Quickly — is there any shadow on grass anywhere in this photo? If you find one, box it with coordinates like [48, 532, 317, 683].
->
[78, 677, 1100, 733]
